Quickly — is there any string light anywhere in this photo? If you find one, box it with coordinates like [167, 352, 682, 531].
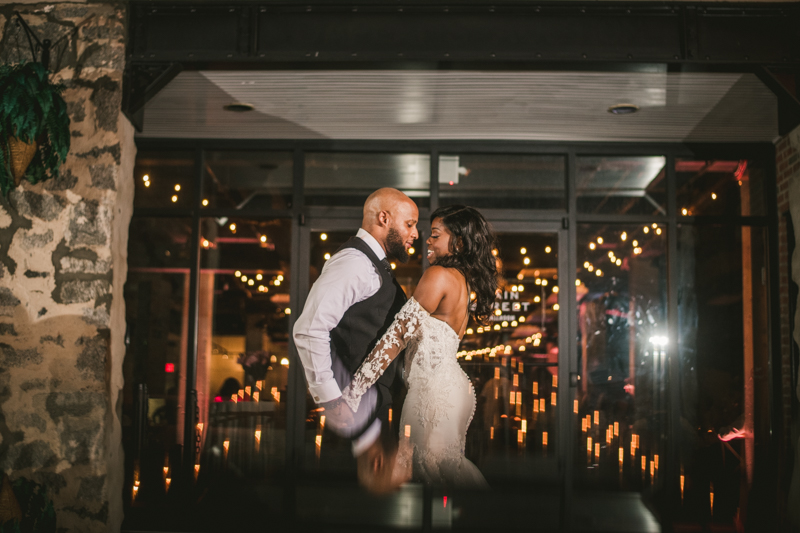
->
[256, 274, 263, 280]
[620, 232, 627, 241]
[541, 279, 548, 286]
[682, 208, 688, 215]
[320, 233, 328, 241]
[260, 235, 267, 243]
[553, 303, 560, 311]
[552, 286, 559, 293]
[523, 257, 531, 265]
[517, 285, 524, 292]
[142, 174, 150, 182]
[277, 275, 284, 281]
[144, 181, 151, 188]
[589, 242, 596, 250]
[545, 246, 551, 253]
[408, 247, 415, 255]
[520, 247, 527, 254]
[575, 279, 581, 286]
[632, 240, 638, 247]
[656, 227, 662, 235]
[643, 226, 650, 234]
[324, 253, 331, 260]
[241, 275, 248, 282]
[174, 184, 181, 191]
[230, 223, 237, 232]
[202, 199, 208, 206]
[711, 193, 717, 200]
[597, 237, 604, 244]
[171, 195, 178, 203]
[235, 270, 241, 277]
[616, 259, 621, 266]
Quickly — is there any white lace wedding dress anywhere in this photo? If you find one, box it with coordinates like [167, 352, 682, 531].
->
[342, 297, 487, 487]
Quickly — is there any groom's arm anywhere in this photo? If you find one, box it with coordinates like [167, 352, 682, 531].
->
[293, 249, 380, 403]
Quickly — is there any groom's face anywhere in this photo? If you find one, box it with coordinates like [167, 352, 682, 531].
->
[385, 200, 419, 263]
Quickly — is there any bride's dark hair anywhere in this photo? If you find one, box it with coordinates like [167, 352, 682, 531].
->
[430, 205, 499, 325]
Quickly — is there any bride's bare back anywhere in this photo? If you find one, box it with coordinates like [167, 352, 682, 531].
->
[412, 265, 470, 339]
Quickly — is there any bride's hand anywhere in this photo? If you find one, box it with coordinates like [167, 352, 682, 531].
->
[321, 397, 355, 433]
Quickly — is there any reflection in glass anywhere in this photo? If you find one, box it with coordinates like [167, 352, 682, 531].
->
[577, 156, 667, 215]
[574, 224, 667, 501]
[457, 233, 560, 476]
[305, 153, 430, 207]
[133, 151, 195, 209]
[439, 154, 566, 210]
[203, 151, 293, 210]
[676, 160, 766, 217]
[195, 218, 292, 481]
[677, 224, 769, 526]
[123, 218, 192, 507]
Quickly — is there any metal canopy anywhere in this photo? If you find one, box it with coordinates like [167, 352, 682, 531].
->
[124, 2, 800, 135]
[138, 70, 778, 142]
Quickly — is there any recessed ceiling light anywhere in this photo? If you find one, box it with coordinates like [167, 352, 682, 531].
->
[608, 103, 639, 115]
[223, 102, 255, 112]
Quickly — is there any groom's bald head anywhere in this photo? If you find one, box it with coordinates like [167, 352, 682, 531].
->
[362, 188, 419, 262]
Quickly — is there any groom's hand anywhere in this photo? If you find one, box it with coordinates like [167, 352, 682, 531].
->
[321, 397, 355, 433]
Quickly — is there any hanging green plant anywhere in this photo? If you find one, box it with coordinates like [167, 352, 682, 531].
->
[0, 62, 71, 198]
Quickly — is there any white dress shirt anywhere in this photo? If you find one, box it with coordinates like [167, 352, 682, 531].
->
[293, 228, 386, 403]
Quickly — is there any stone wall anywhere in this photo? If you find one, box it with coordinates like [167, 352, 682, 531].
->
[0, 3, 132, 532]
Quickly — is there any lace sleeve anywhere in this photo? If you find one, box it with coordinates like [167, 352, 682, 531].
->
[341, 297, 429, 412]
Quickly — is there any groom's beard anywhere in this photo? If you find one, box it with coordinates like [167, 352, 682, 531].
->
[386, 228, 410, 264]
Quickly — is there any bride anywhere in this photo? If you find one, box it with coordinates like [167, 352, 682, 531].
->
[341, 205, 499, 490]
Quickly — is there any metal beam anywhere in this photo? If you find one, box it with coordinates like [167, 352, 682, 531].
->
[128, 3, 800, 65]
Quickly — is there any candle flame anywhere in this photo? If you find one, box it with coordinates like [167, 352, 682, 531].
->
[255, 429, 261, 443]
[521, 420, 527, 433]
[165, 477, 171, 490]
[594, 410, 599, 425]
[490, 426, 495, 440]
[388, 409, 392, 423]
[223, 439, 230, 453]
[517, 429, 524, 444]
[573, 399, 579, 414]
[614, 421, 619, 437]
[319, 415, 326, 429]
[533, 382, 539, 395]
[551, 392, 557, 406]
[542, 432, 548, 446]
[253, 392, 259, 402]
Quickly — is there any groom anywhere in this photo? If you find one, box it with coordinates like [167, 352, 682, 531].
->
[293, 188, 419, 455]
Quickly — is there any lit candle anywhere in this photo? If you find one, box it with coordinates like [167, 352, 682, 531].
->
[194, 464, 200, 479]
[710, 483, 714, 516]
[680, 474, 685, 501]
[165, 477, 171, 490]
[255, 429, 262, 450]
[223, 439, 230, 461]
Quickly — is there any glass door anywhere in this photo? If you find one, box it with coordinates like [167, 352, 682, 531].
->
[293, 217, 427, 529]
[439, 221, 569, 531]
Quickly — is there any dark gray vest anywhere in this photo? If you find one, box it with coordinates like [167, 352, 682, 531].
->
[329, 237, 407, 406]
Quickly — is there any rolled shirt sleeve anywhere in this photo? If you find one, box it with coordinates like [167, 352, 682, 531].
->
[293, 247, 381, 403]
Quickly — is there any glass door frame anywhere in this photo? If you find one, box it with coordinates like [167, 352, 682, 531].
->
[294, 215, 572, 529]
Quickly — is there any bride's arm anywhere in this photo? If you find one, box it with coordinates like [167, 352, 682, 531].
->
[341, 268, 448, 412]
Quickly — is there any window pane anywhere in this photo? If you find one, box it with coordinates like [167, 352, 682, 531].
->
[305, 153, 430, 207]
[203, 151, 293, 211]
[676, 224, 769, 527]
[195, 218, 292, 481]
[439, 154, 566, 210]
[134, 151, 195, 209]
[123, 217, 192, 508]
[573, 224, 668, 506]
[577, 156, 667, 215]
[676, 159, 766, 217]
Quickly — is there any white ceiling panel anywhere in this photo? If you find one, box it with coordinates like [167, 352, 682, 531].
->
[140, 70, 778, 142]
